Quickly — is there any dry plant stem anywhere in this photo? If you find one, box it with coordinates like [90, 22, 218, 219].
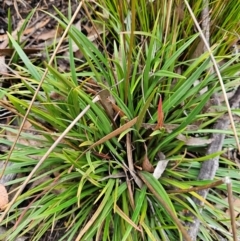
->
[126, 134, 134, 172]
[126, 133, 143, 189]
[226, 178, 238, 241]
[126, 133, 135, 208]
[79, 117, 138, 157]
[184, 0, 240, 152]
[167, 178, 225, 194]
[201, 0, 210, 53]
[115, 204, 141, 231]
[0, 95, 100, 223]
[0, 1, 84, 179]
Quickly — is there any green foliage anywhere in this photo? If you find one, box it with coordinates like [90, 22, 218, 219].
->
[0, 0, 240, 240]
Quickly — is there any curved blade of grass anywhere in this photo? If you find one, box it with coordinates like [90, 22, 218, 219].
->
[7, 34, 41, 81]
[153, 70, 186, 79]
[122, 186, 147, 241]
[138, 171, 192, 241]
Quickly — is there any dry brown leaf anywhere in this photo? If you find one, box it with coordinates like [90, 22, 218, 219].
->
[0, 184, 8, 210]
[23, 18, 50, 35]
[107, 98, 125, 117]
[226, 198, 240, 218]
[142, 154, 154, 172]
[35, 29, 61, 41]
[0, 20, 25, 48]
[86, 23, 104, 42]
[141, 143, 154, 172]
[71, 20, 105, 56]
[50, 91, 65, 101]
[191, 39, 205, 59]
[156, 95, 164, 129]
[99, 89, 115, 118]
[80, 117, 138, 157]
[0, 48, 42, 56]
[22, 120, 32, 129]
[0, 34, 8, 42]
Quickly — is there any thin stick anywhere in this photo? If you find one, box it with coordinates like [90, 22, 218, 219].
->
[0, 95, 100, 223]
[125, 133, 136, 209]
[184, 0, 240, 152]
[225, 177, 238, 241]
[167, 178, 225, 194]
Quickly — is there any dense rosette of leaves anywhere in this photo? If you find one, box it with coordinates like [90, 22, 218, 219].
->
[0, 0, 240, 240]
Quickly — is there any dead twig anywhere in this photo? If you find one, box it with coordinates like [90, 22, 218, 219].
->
[226, 177, 238, 241]
[167, 178, 225, 194]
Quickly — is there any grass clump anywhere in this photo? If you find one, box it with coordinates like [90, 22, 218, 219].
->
[0, 0, 240, 240]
